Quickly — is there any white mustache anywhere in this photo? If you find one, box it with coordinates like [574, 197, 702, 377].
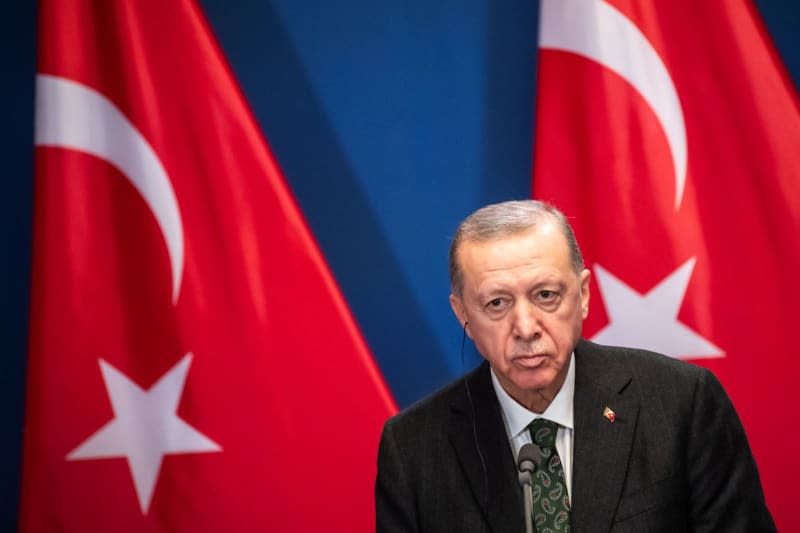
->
[513, 342, 547, 357]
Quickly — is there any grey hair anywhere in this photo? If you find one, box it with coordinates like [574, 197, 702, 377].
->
[449, 200, 585, 297]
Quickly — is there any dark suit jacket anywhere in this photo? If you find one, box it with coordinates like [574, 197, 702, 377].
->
[376, 340, 775, 532]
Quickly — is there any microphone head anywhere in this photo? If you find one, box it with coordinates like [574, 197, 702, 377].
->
[517, 443, 542, 473]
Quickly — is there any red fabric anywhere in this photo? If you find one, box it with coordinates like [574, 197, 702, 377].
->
[21, 1, 396, 530]
[534, 1, 799, 530]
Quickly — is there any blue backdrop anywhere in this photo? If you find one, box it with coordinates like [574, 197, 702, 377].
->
[2, 1, 798, 528]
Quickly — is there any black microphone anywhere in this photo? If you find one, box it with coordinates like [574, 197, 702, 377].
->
[518, 443, 542, 533]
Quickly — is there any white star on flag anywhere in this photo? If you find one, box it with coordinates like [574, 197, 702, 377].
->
[67, 353, 221, 514]
[591, 258, 724, 359]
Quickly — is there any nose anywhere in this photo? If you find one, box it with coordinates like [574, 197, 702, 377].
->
[512, 300, 542, 342]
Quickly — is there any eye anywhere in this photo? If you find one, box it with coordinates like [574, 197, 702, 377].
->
[534, 289, 562, 309]
[487, 297, 504, 308]
[484, 297, 509, 313]
[538, 290, 556, 300]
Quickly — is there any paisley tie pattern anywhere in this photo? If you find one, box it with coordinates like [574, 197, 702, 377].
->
[529, 418, 570, 533]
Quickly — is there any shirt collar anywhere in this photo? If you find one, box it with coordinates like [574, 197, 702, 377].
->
[491, 353, 575, 440]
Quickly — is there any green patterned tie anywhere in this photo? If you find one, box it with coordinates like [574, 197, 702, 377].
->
[528, 418, 571, 533]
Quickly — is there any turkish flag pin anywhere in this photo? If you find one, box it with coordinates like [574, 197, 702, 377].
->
[603, 406, 616, 422]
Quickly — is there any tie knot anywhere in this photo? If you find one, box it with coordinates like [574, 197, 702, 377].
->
[529, 418, 558, 448]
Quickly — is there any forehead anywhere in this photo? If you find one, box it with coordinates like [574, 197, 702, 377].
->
[457, 223, 573, 285]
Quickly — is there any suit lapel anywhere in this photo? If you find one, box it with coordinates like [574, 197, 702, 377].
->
[448, 362, 525, 533]
[570, 340, 639, 532]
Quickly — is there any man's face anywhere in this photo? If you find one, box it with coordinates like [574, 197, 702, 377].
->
[449, 221, 590, 410]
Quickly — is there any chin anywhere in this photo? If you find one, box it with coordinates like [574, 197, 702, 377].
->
[512, 369, 557, 392]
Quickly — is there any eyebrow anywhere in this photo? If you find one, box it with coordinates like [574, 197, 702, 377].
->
[477, 278, 567, 298]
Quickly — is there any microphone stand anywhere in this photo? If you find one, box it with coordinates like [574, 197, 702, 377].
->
[518, 469, 534, 533]
[517, 443, 541, 533]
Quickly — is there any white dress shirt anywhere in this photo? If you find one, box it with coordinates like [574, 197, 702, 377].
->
[490, 353, 575, 499]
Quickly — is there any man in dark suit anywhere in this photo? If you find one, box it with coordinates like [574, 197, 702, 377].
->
[376, 200, 775, 532]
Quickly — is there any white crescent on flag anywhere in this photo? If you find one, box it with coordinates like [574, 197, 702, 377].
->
[34, 74, 185, 303]
[539, 0, 688, 210]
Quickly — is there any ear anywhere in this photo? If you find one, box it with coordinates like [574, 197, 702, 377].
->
[579, 268, 591, 319]
[449, 294, 472, 338]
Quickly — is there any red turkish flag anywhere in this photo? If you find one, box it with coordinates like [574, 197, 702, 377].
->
[533, 1, 799, 530]
[20, 1, 396, 531]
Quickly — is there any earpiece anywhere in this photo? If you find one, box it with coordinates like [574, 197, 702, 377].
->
[459, 320, 487, 509]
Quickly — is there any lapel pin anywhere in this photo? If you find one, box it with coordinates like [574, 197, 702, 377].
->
[603, 406, 616, 422]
